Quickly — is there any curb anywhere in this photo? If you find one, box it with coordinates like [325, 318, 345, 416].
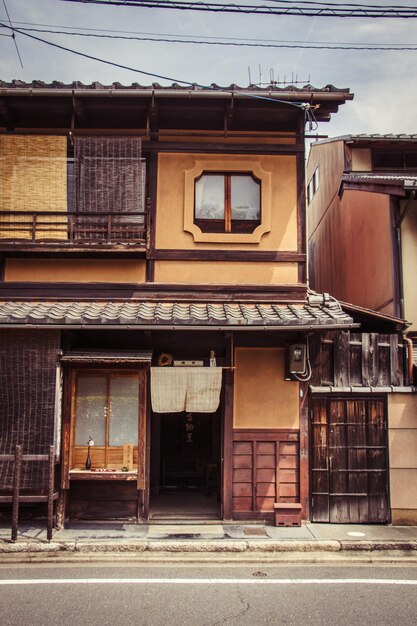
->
[1, 539, 417, 555]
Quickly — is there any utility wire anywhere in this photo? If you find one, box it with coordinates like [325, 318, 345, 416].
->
[0, 21, 313, 110]
[6, 19, 417, 48]
[60, 0, 417, 18]
[2, 24, 417, 49]
[2, 0, 23, 67]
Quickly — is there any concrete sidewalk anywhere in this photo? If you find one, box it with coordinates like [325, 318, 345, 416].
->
[1, 521, 417, 563]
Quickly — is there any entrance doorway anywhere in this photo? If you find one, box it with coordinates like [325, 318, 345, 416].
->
[149, 410, 221, 519]
[310, 396, 389, 523]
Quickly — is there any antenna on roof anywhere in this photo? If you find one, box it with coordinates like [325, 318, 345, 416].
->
[3, 0, 23, 69]
[247, 67, 310, 88]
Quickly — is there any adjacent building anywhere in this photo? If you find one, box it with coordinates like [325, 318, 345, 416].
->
[308, 134, 417, 524]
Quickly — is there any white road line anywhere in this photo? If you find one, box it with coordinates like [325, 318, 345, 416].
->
[0, 578, 416, 586]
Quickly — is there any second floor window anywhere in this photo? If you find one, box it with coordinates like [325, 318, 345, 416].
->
[194, 172, 261, 234]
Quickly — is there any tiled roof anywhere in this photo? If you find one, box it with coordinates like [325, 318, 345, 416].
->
[0, 300, 354, 329]
[349, 134, 417, 142]
[0, 80, 351, 95]
[343, 173, 417, 183]
[311, 134, 417, 147]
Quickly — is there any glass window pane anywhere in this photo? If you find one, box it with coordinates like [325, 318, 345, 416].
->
[373, 151, 403, 169]
[405, 152, 417, 168]
[109, 376, 139, 446]
[231, 175, 260, 220]
[75, 375, 107, 446]
[195, 175, 225, 219]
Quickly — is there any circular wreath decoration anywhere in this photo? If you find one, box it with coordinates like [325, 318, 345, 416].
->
[158, 352, 174, 367]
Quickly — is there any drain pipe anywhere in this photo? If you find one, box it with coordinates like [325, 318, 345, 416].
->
[402, 334, 414, 386]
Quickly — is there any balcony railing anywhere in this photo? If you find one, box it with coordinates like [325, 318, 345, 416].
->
[0, 211, 147, 247]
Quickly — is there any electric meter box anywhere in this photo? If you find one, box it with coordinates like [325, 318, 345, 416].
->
[288, 343, 307, 374]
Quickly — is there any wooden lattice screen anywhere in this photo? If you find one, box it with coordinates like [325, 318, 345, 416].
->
[74, 137, 143, 213]
[0, 330, 60, 491]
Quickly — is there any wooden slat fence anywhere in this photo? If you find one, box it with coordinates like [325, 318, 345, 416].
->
[310, 332, 404, 388]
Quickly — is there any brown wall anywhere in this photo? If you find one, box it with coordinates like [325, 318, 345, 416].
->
[233, 348, 299, 429]
[388, 394, 417, 525]
[156, 152, 298, 251]
[310, 189, 396, 314]
[401, 198, 417, 331]
[4, 259, 147, 283]
[307, 140, 345, 241]
[351, 148, 372, 172]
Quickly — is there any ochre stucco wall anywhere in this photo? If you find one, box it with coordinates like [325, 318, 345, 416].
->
[155, 152, 298, 251]
[233, 348, 299, 429]
[154, 261, 298, 285]
[4, 259, 147, 283]
[388, 394, 417, 525]
[401, 198, 417, 331]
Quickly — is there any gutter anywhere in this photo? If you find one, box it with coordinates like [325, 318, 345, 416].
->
[0, 88, 354, 103]
[0, 323, 359, 331]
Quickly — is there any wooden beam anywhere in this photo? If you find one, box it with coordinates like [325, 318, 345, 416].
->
[222, 336, 234, 521]
[0, 97, 13, 126]
[146, 141, 303, 154]
[73, 97, 87, 126]
[150, 249, 306, 263]
[146, 149, 157, 282]
[299, 384, 310, 522]
[0, 281, 307, 302]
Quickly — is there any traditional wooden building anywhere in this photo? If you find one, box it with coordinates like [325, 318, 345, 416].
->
[0, 82, 412, 533]
[308, 134, 417, 524]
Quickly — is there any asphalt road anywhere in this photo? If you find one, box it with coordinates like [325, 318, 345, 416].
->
[0, 563, 416, 626]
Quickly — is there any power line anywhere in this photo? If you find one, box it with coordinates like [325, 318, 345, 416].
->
[2, 24, 417, 49]
[0, 21, 312, 110]
[2, 0, 23, 68]
[6, 19, 417, 47]
[60, 0, 417, 18]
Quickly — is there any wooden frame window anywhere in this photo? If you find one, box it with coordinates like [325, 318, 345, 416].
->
[372, 149, 417, 170]
[70, 370, 145, 472]
[194, 172, 261, 234]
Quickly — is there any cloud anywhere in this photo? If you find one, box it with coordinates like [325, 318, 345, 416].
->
[1, 0, 417, 136]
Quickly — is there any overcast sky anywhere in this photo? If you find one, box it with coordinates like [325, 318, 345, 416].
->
[0, 0, 416, 139]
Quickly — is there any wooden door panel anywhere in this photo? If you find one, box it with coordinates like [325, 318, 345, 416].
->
[311, 397, 389, 524]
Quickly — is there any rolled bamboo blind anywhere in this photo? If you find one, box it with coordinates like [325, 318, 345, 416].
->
[0, 135, 67, 239]
[74, 137, 143, 213]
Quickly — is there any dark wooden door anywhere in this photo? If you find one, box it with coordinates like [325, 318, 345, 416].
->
[310, 397, 389, 523]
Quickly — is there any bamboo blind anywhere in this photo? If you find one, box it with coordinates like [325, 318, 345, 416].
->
[0, 135, 67, 239]
[0, 330, 60, 491]
[74, 137, 143, 213]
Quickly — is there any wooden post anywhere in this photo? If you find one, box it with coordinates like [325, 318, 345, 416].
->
[222, 369, 234, 520]
[11, 445, 22, 542]
[47, 445, 55, 541]
[299, 381, 310, 521]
